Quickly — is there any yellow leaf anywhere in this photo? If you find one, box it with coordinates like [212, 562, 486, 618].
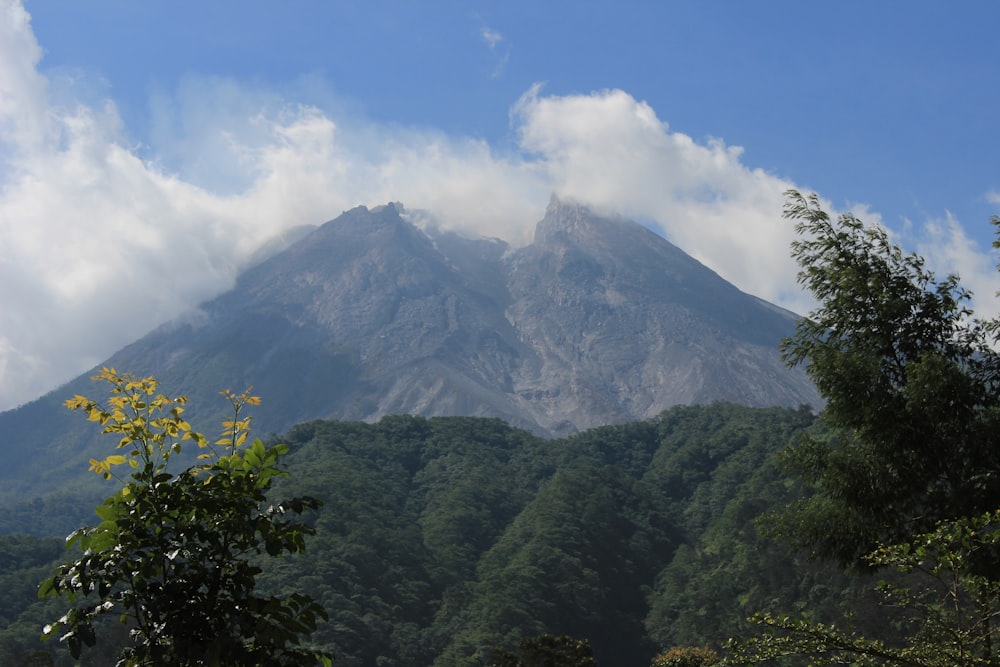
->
[106, 455, 126, 465]
[65, 395, 89, 409]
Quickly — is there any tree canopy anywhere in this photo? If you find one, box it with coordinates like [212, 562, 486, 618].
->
[774, 190, 1000, 566]
[733, 192, 1000, 665]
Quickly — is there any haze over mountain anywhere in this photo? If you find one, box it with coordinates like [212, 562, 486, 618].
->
[0, 198, 819, 497]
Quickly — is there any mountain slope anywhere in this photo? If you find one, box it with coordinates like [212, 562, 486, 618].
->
[504, 199, 817, 431]
[0, 198, 819, 499]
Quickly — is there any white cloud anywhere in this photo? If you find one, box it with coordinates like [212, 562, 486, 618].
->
[987, 190, 1000, 207]
[480, 26, 509, 77]
[910, 214, 1000, 320]
[0, 2, 546, 410]
[2, 0, 998, 411]
[512, 85, 809, 311]
[481, 27, 503, 50]
[0, 0, 47, 154]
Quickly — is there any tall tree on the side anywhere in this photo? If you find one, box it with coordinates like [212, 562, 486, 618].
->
[731, 192, 1000, 665]
[773, 190, 1000, 566]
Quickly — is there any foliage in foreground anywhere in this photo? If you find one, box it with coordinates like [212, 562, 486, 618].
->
[731, 511, 1000, 665]
[651, 646, 720, 666]
[732, 192, 1000, 665]
[773, 191, 1000, 566]
[39, 369, 331, 666]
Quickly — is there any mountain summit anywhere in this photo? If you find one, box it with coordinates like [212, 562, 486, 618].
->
[504, 198, 818, 431]
[0, 198, 818, 495]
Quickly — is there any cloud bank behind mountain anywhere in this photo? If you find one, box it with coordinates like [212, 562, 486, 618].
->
[1, 0, 996, 411]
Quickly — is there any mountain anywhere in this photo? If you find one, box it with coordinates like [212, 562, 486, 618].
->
[504, 198, 817, 430]
[0, 197, 819, 501]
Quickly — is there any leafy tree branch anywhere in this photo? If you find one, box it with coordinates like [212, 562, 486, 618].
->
[40, 368, 332, 667]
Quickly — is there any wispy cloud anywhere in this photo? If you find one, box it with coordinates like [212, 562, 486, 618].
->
[2, 1, 997, 411]
[480, 25, 510, 78]
[481, 27, 503, 50]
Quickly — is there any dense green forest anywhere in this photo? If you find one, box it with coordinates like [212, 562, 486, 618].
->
[1, 403, 889, 666]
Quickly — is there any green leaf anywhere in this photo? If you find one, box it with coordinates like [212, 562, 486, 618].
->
[38, 577, 58, 599]
[94, 502, 118, 521]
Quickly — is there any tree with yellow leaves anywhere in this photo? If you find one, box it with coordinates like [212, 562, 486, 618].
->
[40, 368, 331, 666]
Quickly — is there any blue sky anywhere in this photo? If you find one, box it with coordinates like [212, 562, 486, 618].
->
[2, 0, 999, 410]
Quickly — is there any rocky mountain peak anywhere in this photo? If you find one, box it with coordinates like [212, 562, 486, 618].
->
[0, 201, 820, 497]
[534, 195, 617, 246]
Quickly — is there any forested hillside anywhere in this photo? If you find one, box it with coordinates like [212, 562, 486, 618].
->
[0, 403, 883, 666]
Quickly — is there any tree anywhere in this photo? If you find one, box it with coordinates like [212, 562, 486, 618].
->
[730, 192, 1000, 664]
[773, 190, 1000, 566]
[651, 646, 720, 666]
[487, 634, 597, 667]
[730, 511, 1000, 666]
[39, 368, 332, 666]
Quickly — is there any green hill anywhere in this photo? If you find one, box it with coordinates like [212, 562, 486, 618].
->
[1, 404, 876, 666]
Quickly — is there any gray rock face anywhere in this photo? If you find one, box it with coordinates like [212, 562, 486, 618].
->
[111, 196, 816, 437]
[502, 198, 819, 433]
[0, 197, 821, 492]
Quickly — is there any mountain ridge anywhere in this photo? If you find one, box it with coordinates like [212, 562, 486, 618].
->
[0, 197, 819, 498]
